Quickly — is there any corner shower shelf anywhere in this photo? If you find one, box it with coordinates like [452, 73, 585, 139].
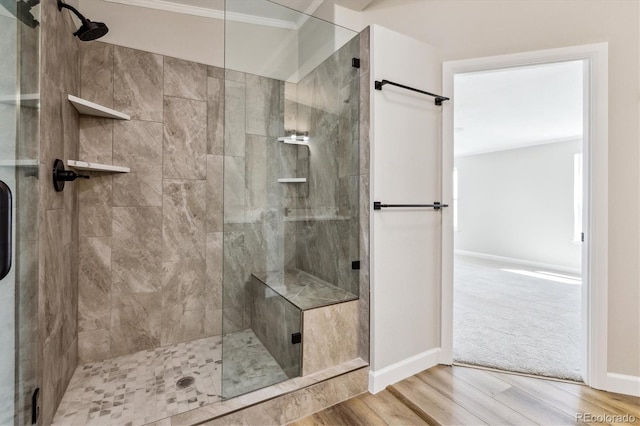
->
[277, 178, 307, 183]
[277, 136, 309, 145]
[67, 95, 130, 120]
[0, 159, 38, 168]
[67, 160, 130, 173]
[0, 94, 40, 108]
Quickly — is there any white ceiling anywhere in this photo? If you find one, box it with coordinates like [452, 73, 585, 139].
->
[454, 60, 584, 157]
[101, 0, 322, 27]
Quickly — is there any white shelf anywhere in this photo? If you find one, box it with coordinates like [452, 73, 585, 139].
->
[68, 95, 130, 120]
[277, 136, 309, 145]
[67, 160, 130, 173]
[277, 178, 307, 183]
[0, 159, 38, 167]
[0, 94, 39, 108]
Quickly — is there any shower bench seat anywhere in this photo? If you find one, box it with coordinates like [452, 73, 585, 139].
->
[252, 269, 358, 311]
[249, 269, 360, 378]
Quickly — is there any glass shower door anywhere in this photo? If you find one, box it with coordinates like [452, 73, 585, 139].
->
[221, 0, 360, 399]
[0, 3, 40, 424]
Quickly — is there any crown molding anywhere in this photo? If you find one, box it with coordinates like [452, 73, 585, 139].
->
[102, 0, 304, 30]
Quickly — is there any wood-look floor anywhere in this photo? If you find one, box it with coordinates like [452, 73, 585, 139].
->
[289, 365, 640, 425]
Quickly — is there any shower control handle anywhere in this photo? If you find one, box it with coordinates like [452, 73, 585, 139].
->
[53, 159, 89, 192]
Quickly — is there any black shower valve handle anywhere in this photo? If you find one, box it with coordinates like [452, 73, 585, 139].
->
[56, 169, 89, 182]
[52, 159, 89, 192]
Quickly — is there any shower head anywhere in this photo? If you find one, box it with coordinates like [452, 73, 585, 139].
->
[57, 0, 108, 41]
[0, 0, 40, 28]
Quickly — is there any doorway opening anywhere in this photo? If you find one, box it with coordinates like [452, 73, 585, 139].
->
[451, 60, 586, 381]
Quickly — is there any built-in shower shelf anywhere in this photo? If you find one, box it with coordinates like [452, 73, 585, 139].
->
[0, 94, 39, 108]
[67, 160, 130, 173]
[277, 178, 307, 183]
[0, 159, 38, 168]
[68, 95, 130, 120]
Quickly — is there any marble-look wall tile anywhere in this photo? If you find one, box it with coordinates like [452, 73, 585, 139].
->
[225, 69, 245, 83]
[207, 155, 223, 232]
[208, 77, 224, 155]
[164, 56, 207, 101]
[78, 170, 113, 238]
[79, 117, 113, 164]
[359, 72, 370, 176]
[250, 277, 301, 378]
[114, 46, 163, 122]
[224, 79, 246, 157]
[78, 329, 110, 364]
[296, 220, 339, 285]
[113, 120, 163, 206]
[80, 41, 113, 107]
[163, 96, 207, 179]
[208, 65, 224, 79]
[359, 27, 370, 76]
[161, 258, 206, 345]
[302, 301, 358, 375]
[163, 180, 206, 262]
[246, 134, 267, 208]
[246, 74, 283, 137]
[223, 231, 247, 333]
[110, 290, 161, 357]
[337, 36, 361, 90]
[358, 26, 371, 363]
[205, 232, 223, 336]
[78, 237, 111, 333]
[112, 207, 162, 294]
[358, 176, 370, 362]
[337, 82, 359, 178]
[223, 156, 245, 223]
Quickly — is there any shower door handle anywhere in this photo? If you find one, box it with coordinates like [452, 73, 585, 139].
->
[0, 180, 11, 281]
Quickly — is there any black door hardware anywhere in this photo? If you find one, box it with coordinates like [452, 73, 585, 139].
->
[291, 332, 302, 344]
[0, 181, 11, 280]
[373, 201, 449, 211]
[53, 159, 89, 192]
[351, 260, 361, 270]
[31, 387, 40, 424]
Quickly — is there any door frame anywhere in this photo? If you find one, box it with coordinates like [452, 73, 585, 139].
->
[440, 43, 609, 389]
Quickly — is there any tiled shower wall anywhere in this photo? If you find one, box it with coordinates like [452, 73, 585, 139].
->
[293, 36, 361, 296]
[222, 70, 298, 334]
[76, 43, 225, 363]
[38, 1, 81, 424]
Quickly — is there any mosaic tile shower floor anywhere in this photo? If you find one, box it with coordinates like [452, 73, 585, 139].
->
[52, 330, 286, 426]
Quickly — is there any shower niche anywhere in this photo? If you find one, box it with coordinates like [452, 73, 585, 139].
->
[221, 1, 362, 399]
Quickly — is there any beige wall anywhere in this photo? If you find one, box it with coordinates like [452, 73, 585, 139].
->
[354, 0, 639, 377]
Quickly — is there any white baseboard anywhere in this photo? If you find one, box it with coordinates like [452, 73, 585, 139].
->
[605, 372, 640, 397]
[368, 348, 440, 394]
[454, 250, 581, 275]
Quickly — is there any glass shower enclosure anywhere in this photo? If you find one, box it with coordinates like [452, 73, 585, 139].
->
[221, 1, 361, 399]
[0, 1, 40, 424]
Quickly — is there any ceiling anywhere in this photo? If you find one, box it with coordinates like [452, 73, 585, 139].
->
[454, 60, 584, 157]
[101, 0, 322, 27]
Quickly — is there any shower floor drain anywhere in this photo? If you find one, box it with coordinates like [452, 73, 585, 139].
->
[176, 376, 195, 389]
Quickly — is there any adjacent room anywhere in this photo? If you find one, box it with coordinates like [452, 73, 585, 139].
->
[452, 61, 585, 381]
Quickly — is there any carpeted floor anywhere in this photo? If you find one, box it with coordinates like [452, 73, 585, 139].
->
[453, 254, 582, 381]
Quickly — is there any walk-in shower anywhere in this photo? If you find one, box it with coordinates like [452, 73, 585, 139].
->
[1, 0, 365, 424]
[221, 0, 361, 399]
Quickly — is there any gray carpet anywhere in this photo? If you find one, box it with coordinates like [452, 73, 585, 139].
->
[453, 255, 582, 381]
